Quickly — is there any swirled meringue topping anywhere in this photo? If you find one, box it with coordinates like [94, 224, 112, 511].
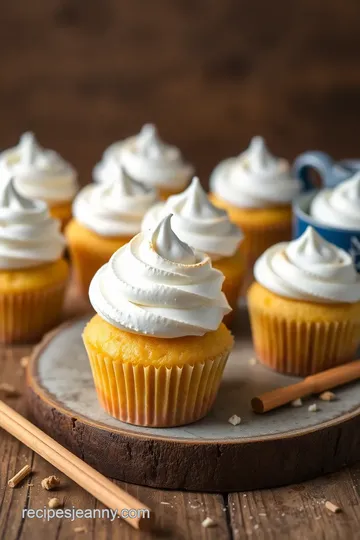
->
[142, 177, 243, 260]
[310, 172, 360, 230]
[1, 132, 78, 205]
[0, 177, 65, 269]
[254, 226, 360, 303]
[73, 158, 157, 237]
[210, 136, 301, 208]
[100, 124, 194, 190]
[89, 214, 231, 337]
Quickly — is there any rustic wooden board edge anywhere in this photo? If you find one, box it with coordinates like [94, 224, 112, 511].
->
[25, 316, 360, 492]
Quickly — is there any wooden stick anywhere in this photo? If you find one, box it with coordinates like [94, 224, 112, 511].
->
[252, 358, 360, 413]
[8, 464, 32, 487]
[0, 401, 152, 530]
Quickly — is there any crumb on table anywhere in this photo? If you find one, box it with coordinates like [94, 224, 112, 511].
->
[319, 391, 336, 402]
[202, 517, 216, 528]
[325, 501, 341, 513]
[41, 475, 60, 491]
[0, 382, 19, 397]
[48, 497, 62, 509]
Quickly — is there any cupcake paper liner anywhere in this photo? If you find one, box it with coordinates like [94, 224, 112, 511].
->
[84, 341, 229, 427]
[249, 306, 360, 376]
[0, 281, 67, 344]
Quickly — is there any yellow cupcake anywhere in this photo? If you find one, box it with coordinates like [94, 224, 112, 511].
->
[83, 215, 233, 427]
[1, 132, 78, 231]
[0, 260, 69, 344]
[141, 177, 244, 325]
[67, 164, 158, 297]
[248, 227, 360, 375]
[66, 220, 130, 297]
[84, 316, 232, 427]
[210, 194, 292, 271]
[0, 179, 69, 344]
[210, 137, 302, 290]
[94, 124, 194, 200]
[213, 248, 245, 324]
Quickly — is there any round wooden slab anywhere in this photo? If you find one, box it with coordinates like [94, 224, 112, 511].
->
[26, 311, 360, 492]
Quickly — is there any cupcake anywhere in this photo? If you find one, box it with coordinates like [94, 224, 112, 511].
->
[0, 177, 68, 344]
[0, 132, 78, 230]
[310, 172, 360, 229]
[83, 214, 233, 427]
[66, 158, 158, 297]
[209, 136, 302, 285]
[142, 177, 244, 322]
[94, 124, 194, 199]
[248, 226, 360, 376]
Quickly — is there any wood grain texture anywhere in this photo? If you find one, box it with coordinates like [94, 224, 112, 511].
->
[1, 0, 360, 189]
[228, 467, 360, 539]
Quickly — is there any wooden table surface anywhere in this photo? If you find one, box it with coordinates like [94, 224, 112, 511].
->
[0, 285, 359, 540]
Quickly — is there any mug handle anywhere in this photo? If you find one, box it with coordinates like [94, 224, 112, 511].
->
[292, 151, 334, 191]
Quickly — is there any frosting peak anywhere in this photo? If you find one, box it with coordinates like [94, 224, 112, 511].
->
[287, 227, 338, 267]
[245, 136, 278, 173]
[96, 124, 194, 190]
[151, 214, 196, 264]
[0, 177, 65, 269]
[73, 162, 157, 237]
[210, 136, 301, 208]
[254, 226, 360, 303]
[89, 215, 231, 338]
[136, 124, 179, 161]
[0, 175, 34, 211]
[310, 172, 360, 230]
[142, 177, 243, 260]
[18, 132, 41, 166]
[177, 177, 223, 219]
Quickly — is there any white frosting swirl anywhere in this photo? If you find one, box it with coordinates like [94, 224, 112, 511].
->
[73, 158, 157, 237]
[310, 172, 360, 230]
[210, 136, 301, 208]
[0, 177, 65, 269]
[100, 124, 194, 190]
[254, 226, 360, 303]
[1, 132, 78, 204]
[142, 177, 243, 260]
[89, 214, 231, 337]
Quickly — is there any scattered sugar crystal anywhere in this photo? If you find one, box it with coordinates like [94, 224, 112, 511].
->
[228, 415, 241, 426]
[308, 403, 318, 412]
[291, 398, 303, 407]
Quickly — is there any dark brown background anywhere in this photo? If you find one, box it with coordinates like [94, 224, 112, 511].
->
[1, 0, 360, 185]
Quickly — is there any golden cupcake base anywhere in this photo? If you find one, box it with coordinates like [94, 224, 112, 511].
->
[0, 259, 69, 344]
[248, 282, 360, 376]
[83, 315, 233, 427]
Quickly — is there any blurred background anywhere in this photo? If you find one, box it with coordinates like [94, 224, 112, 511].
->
[1, 0, 360, 186]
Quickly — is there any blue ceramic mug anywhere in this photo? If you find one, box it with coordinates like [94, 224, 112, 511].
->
[293, 151, 360, 272]
[293, 150, 360, 189]
[293, 189, 360, 273]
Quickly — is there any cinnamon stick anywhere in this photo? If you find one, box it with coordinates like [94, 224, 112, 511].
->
[252, 359, 360, 413]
